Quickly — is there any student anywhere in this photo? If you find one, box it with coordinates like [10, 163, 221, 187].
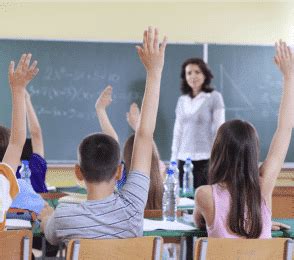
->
[0, 53, 39, 230]
[1, 90, 47, 194]
[193, 40, 294, 238]
[15, 90, 48, 193]
[1, 93, 46, 215]
[127, 103, 166, 175]
[39, 27, 167, 245]
[95, 88, 164, 210]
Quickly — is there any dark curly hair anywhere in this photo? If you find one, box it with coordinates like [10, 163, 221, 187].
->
[180, 58, 214, 97]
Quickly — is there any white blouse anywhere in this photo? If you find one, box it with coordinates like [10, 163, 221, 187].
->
[171, 91, 225, 161]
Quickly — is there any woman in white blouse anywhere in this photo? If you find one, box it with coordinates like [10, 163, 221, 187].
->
[171, 58, 225, 189]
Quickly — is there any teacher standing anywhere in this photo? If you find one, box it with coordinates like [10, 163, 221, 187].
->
[171, 58, 225, 189]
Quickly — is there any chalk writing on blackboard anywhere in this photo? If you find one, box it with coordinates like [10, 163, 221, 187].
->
[28, 84, 141, 103]
[43, 66, 120, 83]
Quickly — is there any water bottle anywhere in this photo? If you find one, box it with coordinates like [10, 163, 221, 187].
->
[116, 161, 127, 191]
[162, 169, 178, 222]
[19, 160, 31, 185]
[170, 161, 180, 197]
[170, 161, 179, 180]
[183, 158, 194, 194]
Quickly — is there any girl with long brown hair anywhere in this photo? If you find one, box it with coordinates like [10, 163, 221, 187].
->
[194, 40, 294, 238]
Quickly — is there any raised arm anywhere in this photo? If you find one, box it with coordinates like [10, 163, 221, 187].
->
[3, 54, 39, 172]
[25, 90, 44, 157]
[95, 85, 119, 142]
[260, 40, 294, 197]
[130, 27, 167, 176]
[126, 102, 140, 131]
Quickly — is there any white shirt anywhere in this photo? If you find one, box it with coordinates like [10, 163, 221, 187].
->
[171, 91, 225, 161]
[0, 163, 19, 228]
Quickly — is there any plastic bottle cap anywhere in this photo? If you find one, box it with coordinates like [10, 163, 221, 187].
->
[22, 160, 29, 166]
[171, 161, 177, 166]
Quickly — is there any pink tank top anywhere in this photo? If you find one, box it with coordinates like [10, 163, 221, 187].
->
[207, 184, 272, 238]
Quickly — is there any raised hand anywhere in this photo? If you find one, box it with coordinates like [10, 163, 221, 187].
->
[126, 102, 140, 131]
[95, 85, 113, 112]
[9, 53, 39, 91]
[95, 85, 118, 141]
[136, 27, 167, 73]
[274, 40, 294, 78]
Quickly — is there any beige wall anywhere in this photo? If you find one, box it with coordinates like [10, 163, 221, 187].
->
[0, 2, 293, 44]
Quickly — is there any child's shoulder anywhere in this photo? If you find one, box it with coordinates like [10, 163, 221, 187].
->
[195, 185, 213, 208]
[0, 162, 14, 176]
[195, 185, 212, 200]
[0, 163, 19, 198]
[29, 153, 47, 168]
[195, 185, 214, 217]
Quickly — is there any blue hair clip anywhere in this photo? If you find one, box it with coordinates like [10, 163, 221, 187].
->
[116, 161, 127, 191]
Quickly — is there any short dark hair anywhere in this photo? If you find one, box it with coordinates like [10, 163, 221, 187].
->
[180, 58, 214, 97]
[0, 125, 10, 161]
[78, 133, 120, 183]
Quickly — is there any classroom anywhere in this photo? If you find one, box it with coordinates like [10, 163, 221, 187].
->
[0, 1, 294, 260]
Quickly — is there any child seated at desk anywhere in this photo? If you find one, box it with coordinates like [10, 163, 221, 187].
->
[194, 40, 294, 238]
[95, 87, 164, 210]
[1, 91, 46, 216]
[0, 53, 39, 230]
[39, 27, 167, 245]
[1, 90, 48, 194]
[15, 89, 48, 193]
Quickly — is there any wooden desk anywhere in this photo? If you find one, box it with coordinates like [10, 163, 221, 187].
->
[272, 169, 294, 218]
[272, 187, 294, 218]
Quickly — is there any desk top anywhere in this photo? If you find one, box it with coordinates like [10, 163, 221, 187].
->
[39, 191, 290, 239]
[32, 216, 287, 238]
[273, 218, 294, 238]
[143, 218, 284, 238]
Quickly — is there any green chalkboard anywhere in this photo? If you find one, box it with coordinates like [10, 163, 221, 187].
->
[0, 39, 203, 163]
[208, 44, 294, 162]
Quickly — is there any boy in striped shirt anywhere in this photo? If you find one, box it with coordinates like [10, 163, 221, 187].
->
[39, 27, 167, 245]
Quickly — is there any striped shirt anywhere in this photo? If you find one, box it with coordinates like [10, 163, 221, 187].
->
[44, 171, 150, 245]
